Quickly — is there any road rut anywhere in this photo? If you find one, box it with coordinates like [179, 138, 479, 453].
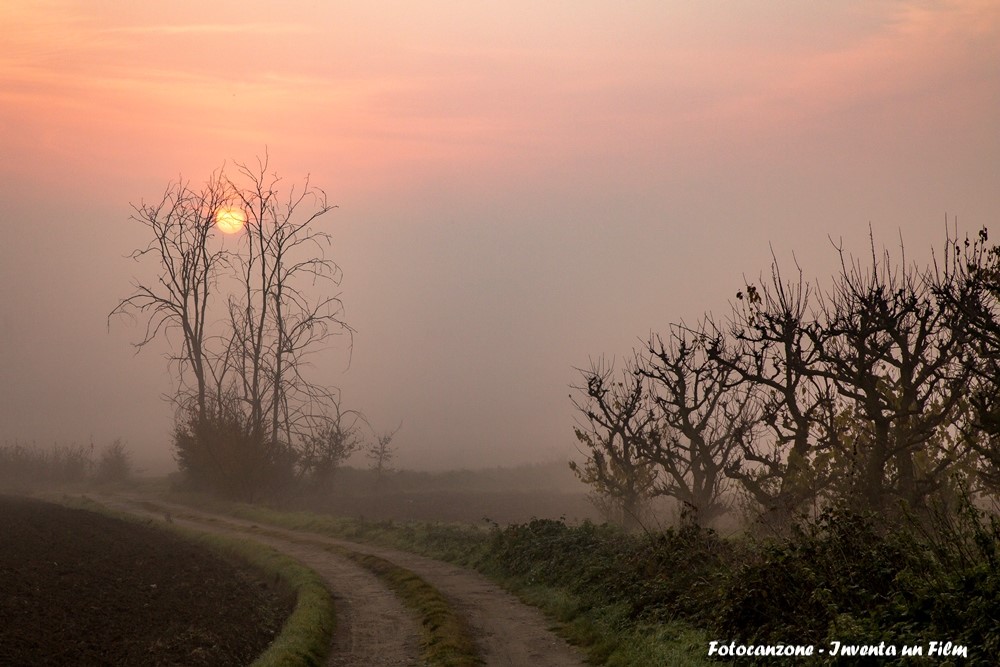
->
[102, 494, 589, 667]
[96, 496, 423, 666]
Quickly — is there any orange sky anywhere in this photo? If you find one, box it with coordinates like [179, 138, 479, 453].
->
[5, 1, 996, 192]
[2, 1, 999, 470]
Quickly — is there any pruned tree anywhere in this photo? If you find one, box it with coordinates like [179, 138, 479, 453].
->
[640, 323, 755, 526]
[569, 358, 660, 529]
[705, 264, 838, 526]
[807, 237, 971, 515]
[933, 226, 1000, 494]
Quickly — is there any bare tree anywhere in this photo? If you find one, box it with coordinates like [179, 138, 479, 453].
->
[113, 156, 354, 498]
[223, 155, 351, 462]
[705, 264, 839, 527]
[368, 423, 402, 490]
[109, 172, 233, 423]
[298, 400, 366, 488]
[569, 358, 660, 529]
[807, 237, 971, 515]
[640, 323, 755, 526]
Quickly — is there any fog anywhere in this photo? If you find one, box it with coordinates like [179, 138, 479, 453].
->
[1, 1, 999, 473]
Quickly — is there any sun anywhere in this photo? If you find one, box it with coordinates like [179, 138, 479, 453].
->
[215, 207, 246, 234]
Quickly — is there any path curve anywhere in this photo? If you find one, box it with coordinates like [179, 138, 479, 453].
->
[95, 496, 423, 667]
[105, 494, 589, 667]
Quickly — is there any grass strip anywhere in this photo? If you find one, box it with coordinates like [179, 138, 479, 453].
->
[335, 548, 482, 667]
[52, 494, 336, 667]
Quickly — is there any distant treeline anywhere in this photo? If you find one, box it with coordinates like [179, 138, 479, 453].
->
[0, 439, 131, 488]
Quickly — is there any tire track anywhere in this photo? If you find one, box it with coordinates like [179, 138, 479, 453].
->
[112, 495, 589, 667]
[95, 496, 424, 667]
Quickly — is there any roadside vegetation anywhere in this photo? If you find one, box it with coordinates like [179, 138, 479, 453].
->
[163, 490, 1000, 665]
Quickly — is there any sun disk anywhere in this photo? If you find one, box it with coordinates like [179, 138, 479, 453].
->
[215, 207, 246, 234]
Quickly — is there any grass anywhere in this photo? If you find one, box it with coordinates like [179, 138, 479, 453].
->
[336, 549, 481, 667]
[162, 491, 716, 666]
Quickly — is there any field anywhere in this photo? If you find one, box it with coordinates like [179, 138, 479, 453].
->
[9, 461, 998, 666]
[0, 496, 293, 666]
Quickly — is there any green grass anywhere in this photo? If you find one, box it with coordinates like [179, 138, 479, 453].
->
[162, 492, 715, 666]
[336, 549, 482, 667]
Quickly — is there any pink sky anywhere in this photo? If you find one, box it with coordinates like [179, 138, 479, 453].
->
[2, 1, 999, 470]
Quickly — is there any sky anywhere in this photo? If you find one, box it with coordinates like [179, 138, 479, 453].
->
[1, 1, 999, 472]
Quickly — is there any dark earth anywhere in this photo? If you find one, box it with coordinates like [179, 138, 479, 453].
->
[0, 496, 295, 666]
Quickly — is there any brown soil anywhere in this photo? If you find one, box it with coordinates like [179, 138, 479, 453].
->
[0, 496, 294, 667]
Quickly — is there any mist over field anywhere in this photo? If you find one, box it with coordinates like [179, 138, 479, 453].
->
[1, 1, 998, 478]
[6, 5, 1000, 665]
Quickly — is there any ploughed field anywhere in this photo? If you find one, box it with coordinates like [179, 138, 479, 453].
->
[0, 496, 294, 666]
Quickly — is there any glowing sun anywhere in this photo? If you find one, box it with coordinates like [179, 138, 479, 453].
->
[215, 207, 246, 234]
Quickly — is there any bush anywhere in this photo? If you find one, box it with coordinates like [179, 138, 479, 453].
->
[173, 406, 295, 501]
[717, 507, 921, 645]
[716, 503, 1000, 661]
[484, 514, 732, 625]
[96, 439, 131, 483]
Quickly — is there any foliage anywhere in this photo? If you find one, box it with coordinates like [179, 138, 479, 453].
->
[484, 513, 731, 626]
[716, 500, 1000, 662]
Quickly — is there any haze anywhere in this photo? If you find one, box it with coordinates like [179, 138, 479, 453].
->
[2, 1, 998, 473]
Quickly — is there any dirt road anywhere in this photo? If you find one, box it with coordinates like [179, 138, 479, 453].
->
[98, 494, 589, 667]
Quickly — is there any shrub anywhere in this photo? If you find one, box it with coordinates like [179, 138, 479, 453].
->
[96, 439, 131, 483]
[484, 514, 732, 625]
[715, 502, 1000, 661]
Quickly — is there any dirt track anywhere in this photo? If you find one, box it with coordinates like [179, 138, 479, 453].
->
[99, 494, 589, 667]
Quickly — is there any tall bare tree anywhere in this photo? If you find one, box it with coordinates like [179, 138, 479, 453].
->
[110, 172, 233, 423]
[113, 156, 353, 498]
[223, 155, 351, 466]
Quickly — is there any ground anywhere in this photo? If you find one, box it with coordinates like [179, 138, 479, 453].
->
[0, 496, 294, 667]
